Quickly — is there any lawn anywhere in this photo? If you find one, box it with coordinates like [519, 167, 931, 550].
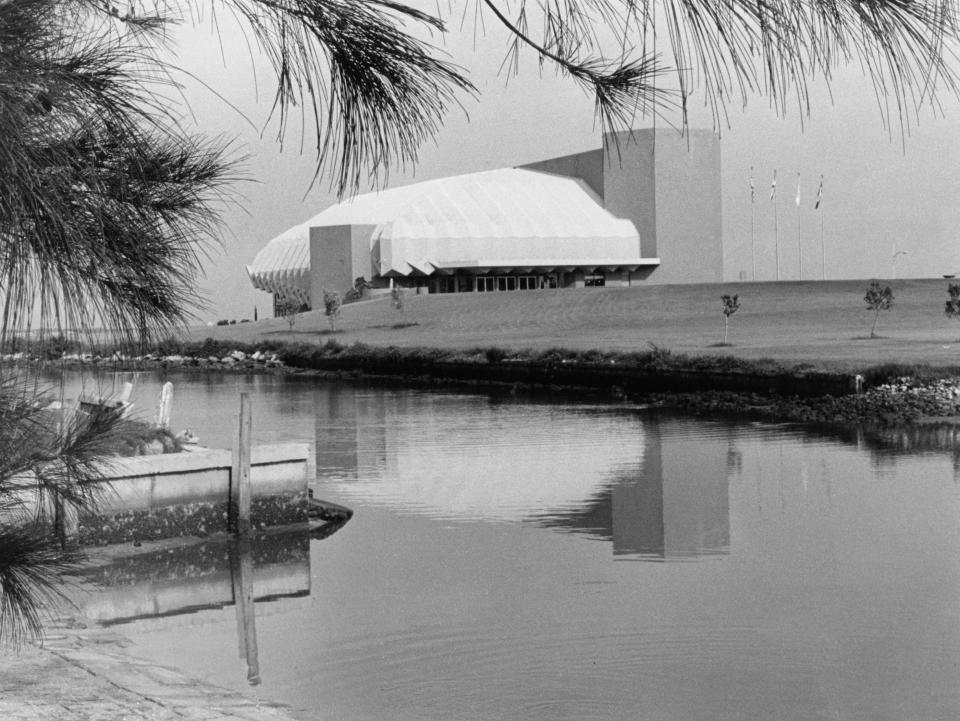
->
[191, 278, 960, 373]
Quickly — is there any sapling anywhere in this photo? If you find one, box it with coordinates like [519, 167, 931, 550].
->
[864, 281, 894, 338]
[323, 290, 342, 331]
[945, 284, 960, 337]
[391, 287, 405, 312]
[275, 295, 300, 331]
[721, 294, 740, 345]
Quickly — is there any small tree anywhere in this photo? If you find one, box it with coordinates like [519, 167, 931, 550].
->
[865, 281, 894, 338]
[720, 294, 740, 345]
[391, 287, 405, 312]
[323, 290, 343, 331]
[945, 285, 960, 335]
[275, 295, 301, 331]
[344, 277, 373, 303]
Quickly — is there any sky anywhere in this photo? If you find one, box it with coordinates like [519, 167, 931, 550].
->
[161, 6, 960, 323]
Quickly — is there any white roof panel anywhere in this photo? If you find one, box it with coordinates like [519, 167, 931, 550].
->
[248, 166, 649, 291]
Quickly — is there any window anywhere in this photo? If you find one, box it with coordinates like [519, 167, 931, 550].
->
[584, 274, 605, 287]
[477, 276, 495, 292]
[435, 277, 456, 294]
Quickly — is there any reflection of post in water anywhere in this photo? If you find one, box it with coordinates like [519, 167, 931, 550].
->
[229, 539, 261, 686]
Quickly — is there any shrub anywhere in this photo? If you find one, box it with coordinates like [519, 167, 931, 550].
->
[945, 284, 960, 335]
[484, 347, 507, 364]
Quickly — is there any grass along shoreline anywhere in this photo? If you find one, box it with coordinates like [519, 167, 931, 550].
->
[15, 335, 960, 427]
[14, 279, 960, 426]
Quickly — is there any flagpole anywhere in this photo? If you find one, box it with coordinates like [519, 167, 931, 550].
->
[750, 167, 756, 280]
[820, 210, 825, 281]
[815, 175, 824, 281]
[798, 212, 802, 280]
[796, 173, 802, 280]
[774, 210, 780, 281]
[772, 170, 780, 281]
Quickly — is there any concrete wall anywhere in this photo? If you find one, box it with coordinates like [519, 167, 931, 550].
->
[519, 149, 605, 200]
[603, 129, 723, 284]
[602, 133, 659, 261]
[93, 443, 310, 515]
[309, 224, 376, 301]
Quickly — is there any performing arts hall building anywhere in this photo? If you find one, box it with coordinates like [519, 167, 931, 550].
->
[247, 129, 723, 311]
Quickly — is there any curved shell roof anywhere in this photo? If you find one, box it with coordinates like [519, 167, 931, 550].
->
[246, 225, 311, 305]
[247, 167, 644, 299]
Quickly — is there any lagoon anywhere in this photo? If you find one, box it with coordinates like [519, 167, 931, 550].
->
[69, 370, 960, 720]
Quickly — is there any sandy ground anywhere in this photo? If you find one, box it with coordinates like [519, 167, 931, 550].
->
[193, 279, 960, 372]
[0, 629, 304, 720]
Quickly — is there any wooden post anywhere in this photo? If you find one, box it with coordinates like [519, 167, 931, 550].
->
[155, 382, 173, 429]
[231, 393, 252, 536]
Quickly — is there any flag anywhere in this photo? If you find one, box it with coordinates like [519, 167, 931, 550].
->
[749, 167, 755, 203]
[795, 173, 801, 207]
[814, 175, 823, 210]
[770, 169, 777, 201]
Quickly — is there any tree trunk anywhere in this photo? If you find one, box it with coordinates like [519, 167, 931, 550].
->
[871, 310, 880, 338]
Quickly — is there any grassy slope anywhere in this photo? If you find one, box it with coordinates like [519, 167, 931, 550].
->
[191, 279, 960, 374]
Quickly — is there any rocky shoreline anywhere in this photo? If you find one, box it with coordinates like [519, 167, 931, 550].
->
[16, 338, 960, 428]
[655, 377, 960, 427]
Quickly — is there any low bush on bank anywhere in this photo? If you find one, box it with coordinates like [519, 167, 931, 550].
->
[0, 336, 855, 381]
[109, 420, 182, 456]
[660, 376, 960, 426]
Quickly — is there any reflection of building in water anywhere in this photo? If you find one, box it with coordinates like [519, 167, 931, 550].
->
[314, 386, 396, 479]
[537, 419, 730, 560]
[314, 389, 646, 522]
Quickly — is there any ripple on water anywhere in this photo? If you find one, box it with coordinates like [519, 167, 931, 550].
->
[311, 624, 903, 720]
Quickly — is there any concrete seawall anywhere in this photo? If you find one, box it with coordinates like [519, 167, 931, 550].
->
[77, 443, 311, 545]
[299, 355, 858, 398]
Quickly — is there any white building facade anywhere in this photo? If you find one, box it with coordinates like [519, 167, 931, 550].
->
[247, 129, 722, 308]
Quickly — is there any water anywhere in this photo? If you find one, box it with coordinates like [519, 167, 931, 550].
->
[66, 370, 960, 720]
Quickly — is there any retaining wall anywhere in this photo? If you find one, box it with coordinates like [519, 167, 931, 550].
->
[302, 356, 858, 398]
[76, 443, 310, 545]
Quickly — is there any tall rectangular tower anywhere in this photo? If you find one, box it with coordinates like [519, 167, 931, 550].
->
[603, 128, 723, 284]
